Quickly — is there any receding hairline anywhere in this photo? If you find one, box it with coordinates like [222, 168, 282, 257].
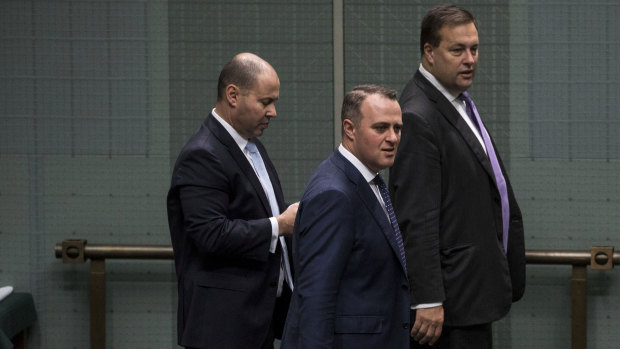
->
[216, 53, 277, 101]
[340, 84, 398, 134]
[234, 53, 275, 75]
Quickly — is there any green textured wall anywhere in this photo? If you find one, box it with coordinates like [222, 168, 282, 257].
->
[0, 1, 618, 348]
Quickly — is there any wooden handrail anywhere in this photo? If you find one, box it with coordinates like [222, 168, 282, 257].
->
[54, 240, 616, 349]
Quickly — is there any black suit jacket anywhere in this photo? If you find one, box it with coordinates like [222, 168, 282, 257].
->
[389, 70, 526, 326]
[167, 113, 291, 348]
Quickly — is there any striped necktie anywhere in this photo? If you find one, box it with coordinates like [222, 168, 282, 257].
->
[373, 174, 407, 271]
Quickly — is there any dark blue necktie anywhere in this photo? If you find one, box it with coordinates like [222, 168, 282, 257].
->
[373, 174, 407, 270]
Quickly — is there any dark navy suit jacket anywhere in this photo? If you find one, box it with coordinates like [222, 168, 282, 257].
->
[389, 70, 526, 326]
[281, 150, 410, 349]
[167, 113, 291, 348]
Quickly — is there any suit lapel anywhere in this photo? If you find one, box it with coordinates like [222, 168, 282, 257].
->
[414, 71, 496, 181]
[254, 139, 285, 213]
[333, 151, 408, 275]
[206, 114, 273, 215]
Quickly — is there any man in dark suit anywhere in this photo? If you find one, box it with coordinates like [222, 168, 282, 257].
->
[167, 52, 298, 349]
[389, 5, 526, 348]
[281, 84, 410, 349]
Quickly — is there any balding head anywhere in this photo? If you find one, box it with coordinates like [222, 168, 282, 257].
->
[217, 53, 276, 101]
[214, 53, 280, 139]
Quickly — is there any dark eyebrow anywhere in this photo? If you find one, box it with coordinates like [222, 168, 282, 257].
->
[371, 122, 391, 130]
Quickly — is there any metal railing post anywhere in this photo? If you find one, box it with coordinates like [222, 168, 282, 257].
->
[571, 265, 587, 349]
[89, 259, 106, 349]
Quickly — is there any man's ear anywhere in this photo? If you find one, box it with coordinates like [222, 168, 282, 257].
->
[342, 119, 356, 141]
[423, 43, 434, 65]
[225, 84, 240, 107]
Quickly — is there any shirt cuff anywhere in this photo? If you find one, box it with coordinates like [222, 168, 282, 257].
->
[269, 217, 279, 253]
[411, 302, 442, 310]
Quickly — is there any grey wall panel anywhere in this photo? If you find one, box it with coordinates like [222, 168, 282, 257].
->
[0, 0, 619, 348]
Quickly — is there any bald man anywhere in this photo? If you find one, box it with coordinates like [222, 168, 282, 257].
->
[167, 53, 298, 349]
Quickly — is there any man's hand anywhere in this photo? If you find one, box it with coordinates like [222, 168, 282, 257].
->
[411, 305, 444, 346]
[277, 202, 299, 237]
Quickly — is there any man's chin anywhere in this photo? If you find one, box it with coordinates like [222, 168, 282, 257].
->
[381, 158, 396, 169]
[458, 78, 475, 90]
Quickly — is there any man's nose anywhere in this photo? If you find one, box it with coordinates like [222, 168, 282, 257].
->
[463, 49, 475, 64]
[386, 128, 399, 142]
[266, 104, 277, 118]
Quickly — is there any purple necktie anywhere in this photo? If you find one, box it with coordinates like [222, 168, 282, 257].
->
[373, 174, 407, 270]
[460, 92, 510, 253]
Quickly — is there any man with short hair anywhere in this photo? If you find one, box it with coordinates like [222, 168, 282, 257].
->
[389, 5, 526, 348]
[167, 52, 298, 349]
[281, 84, 410, 349]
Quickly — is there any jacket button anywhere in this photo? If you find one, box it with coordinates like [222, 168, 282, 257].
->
[269, 281, 277, 288]
[401, 284, 408, 290]
[402, 323, 409, 329]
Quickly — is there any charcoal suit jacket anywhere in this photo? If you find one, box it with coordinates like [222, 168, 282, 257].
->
[167, 113, 291, 348]
[389, 70, 526, 326]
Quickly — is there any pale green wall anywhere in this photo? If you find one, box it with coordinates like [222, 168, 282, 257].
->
[1, 1, 618, 348]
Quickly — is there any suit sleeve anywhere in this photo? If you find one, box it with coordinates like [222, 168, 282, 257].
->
[173, 147, 272, 261]
[496, 151, 527, 301]
[294, 189, 354, 348]
[390, 111, 445, 305]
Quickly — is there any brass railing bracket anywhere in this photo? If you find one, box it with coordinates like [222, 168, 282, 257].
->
[61, 239, 88, 264]
[590, 246, 614, 270]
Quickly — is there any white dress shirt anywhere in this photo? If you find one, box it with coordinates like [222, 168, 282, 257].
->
[419, 64, 487, 154]
[338, 145, 390, 219]
[211, 109, 280, 253]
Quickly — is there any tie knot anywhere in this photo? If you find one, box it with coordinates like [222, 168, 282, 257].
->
[245, 141, 258, 154]
[458, 92, 471, 103]
[373, 174, 386, 188]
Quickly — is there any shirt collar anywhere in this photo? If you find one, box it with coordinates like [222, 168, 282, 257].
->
[418, 63, 461, 104]
[211, 108, 249, 152]
[338, 144, 378, 184]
